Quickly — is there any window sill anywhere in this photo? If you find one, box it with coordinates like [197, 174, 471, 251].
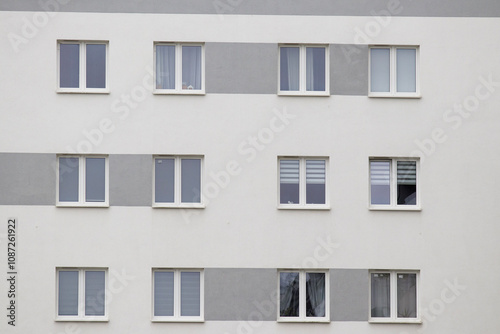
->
[153, 89, 205, 95]
[369, 205, 421, 211]
[152, 318, 204, 323]
[277, 318, 330, 323]
[368, 93, 421, 99]
[278, 204, 330, 210]
[153, 203, 205, 209]
[277, 91, 330, 97]
[55, 317, 109, 322]
[369, 318, 422, 324]
[57, 89, 110, 94]
[56, 202, 109, 208]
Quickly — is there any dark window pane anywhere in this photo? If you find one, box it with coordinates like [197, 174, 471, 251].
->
[86, 44, 106, 88]
[280, 272, 300, 317]
[306, 273, 325, 317]
[181, 272, 200, 316]
[280, 160, 299, 204]
[397, 273, 417, 318]
[182, 46, 201, 90]
[306, 47, 325, 91]
[280, 47, 299, 91]
[60, 44, 80, 88]
[371, 273, 391, 317]
[306, 160, 325, 204]
[154, 271, 174, 316]
[397, 161, 416, 205]
[59, 157, 79, 202]
[370, 161, 390, 205]
[58, 271, 79, 316]
[155, 158, 175, 203]
[85, 271, 105, 316]
[85, 158, 105, 202]
[181, 159, 201, 203]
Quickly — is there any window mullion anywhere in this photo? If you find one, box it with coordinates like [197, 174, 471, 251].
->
[391, 47, 396, 95]
[176, 158, 181, 204]
[176, 44, 182, 91]
[80, 42, 85, 90]
[391, 160, 396, 206]
[299, 271, 306, 318]
[79, 270, 85, 317]
[80, 157, 85, 204]
[175, 270, 181, 318]
[391, 272, 397, 319]
[299, 159, 305, 205]
[300, 47, 306, 93]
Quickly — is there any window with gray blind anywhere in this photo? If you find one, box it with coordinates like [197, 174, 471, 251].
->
[153, 270, 203, 320]
[57, 269, 106, 319]
[279, 158, 327, 207]
[370, 46, 419, 97]
[59, 41, 107, 91]
[58, 156, 107, 206]
[370, 158, 418, 207]
[154, 156, 202, 206]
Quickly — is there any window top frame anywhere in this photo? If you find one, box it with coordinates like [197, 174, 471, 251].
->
[368, 45, 420, 99]
[278, 44, 330, 97]
[153, 42, 205, 95]
[57, 40, 110, 94]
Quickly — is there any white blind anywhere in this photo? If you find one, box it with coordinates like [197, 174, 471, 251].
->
[397, 161, 416, 185]
[181, 272, 200, 317]
[85, 271, 105, 316]
[280, 160, 299, 184]
[58, 271, 79, 316]
[306, 160, 325, 184]
[154, 271, 174, 316]
[370, 161, 390, 185]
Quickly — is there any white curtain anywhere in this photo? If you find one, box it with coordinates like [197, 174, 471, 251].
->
[306, 273, 325, 317]
[280, 47, 299, 91]
[279, 272, 300, 316]
[306, 47, 325, 91]
[156, 45, 175, 89]
[371, 273, 390, 317]
[182, 46, 202, 90]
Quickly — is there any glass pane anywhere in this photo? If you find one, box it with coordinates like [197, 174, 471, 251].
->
[58, 271, 79, 316]
[181, 272, 201, 316]
[86, 44, 106, 88]
[370, 161, 390, 205]
[280, 47, 300, 91]
[280, 160, 299, 204]
[85, 271, 105, 316]
[397, 274, 417, 318]
[306, 273, 325, 317]
[85, 158, 105, 202]
[181, 159, 201, 203]
[156, 45, 175, 89]
[154, 271, 174, 316]
[280, 272, 299, 317]
[371, 273, 390, 317]
[182, 46, 202, 90]
[370, 48, 390, 92]
[397, 49, 416, 93]
[59, 157, 79, 202]
[60, 44, 80, 88]
[306, 47, 326, 91]
[155, 158, 175, 203]
[306, 160, 325, 204]
[397, 161, 416, 205]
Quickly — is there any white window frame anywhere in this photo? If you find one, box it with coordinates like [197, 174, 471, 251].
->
[368, 46, 420, 98]
[277, 157, 329, 210]
[277, 270, 330, 323]
[55, 268, 108, 322]
[57, 40, 109, 94]
[56, 155, 109, 207]
[278, 44, 330, 96]
[369, 157, 420, 211]
[152, 155, 204, 208]
[151, 269, 204, 322]
[369, 270, 421, 323]
[153, 43, 205, 95]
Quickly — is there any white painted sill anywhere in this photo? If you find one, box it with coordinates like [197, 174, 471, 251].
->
[152, 203, 205, 209]
[153, 89, 205, 95]
[277, 91, 330, 97]
[369, 318, 422, 324]
[369, 205, 421, 211]
[277, 318, 330, 323]
[368, 93, 421, 99]
[56, 89, 110, 94]
[55, 316, 109, 322]
[151, 317, 204, 323]
[56, 202, 109, 208]
[278, 204, 331, 210]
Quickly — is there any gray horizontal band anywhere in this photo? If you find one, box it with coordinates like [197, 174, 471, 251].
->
[2, 0, 500, 17]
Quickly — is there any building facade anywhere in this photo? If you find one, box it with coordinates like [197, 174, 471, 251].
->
[1, 0, 500, 333]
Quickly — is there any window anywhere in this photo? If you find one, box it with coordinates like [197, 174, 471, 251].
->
[370, 271, 419, 323]
[56, 268, 107, 321]
[369, 46, 419, 97]
[278, 270, 329, 322]
[279, 45, 329, 95]
[58, 41, 108, 93]
[369, 158, 419, 209]
[57, 155, 108, 207]
[278, 157, 328, 209]
[152, 269, 204, 322]
[153, 156, 203, 207]
[154, 43, 204, 94]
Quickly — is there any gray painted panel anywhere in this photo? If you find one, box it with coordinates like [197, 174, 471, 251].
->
[109, 155, 152, 206]
[330, 44, 368, 96]
[205, 268, 277, 321]
[330, 269, 369, 321]
[0, 153, 56, 205]
[206, 43, 277, 94]
[3, 0, 500, 17]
